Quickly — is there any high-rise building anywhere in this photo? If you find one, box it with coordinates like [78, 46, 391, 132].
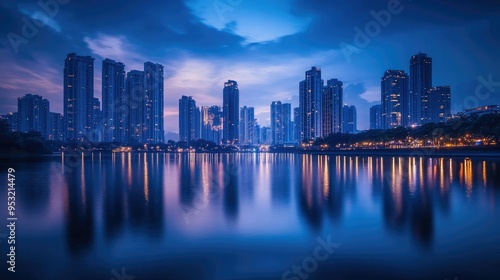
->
[102, 58, 126, 142]
[126, 70, 145, 143]
[144, 62, 165, 144]
[282, 103, 293, 144]
[179, 96, 198, 144]
[194, 106, 200, 141]
[252, 122, 260, 145]
[260, 126, 272, 145]
[342, 105, 357, 134]
[49, 112, 64, 141]
[17, 94, 50, 138]
[429, 86, 451, 124]
[269, 102, 293, 145]
[299, 67, 323, 142]
[293, 107, 300, 144]
[322, 78, 343, 136]
[64, 53, 95, 141]
[201, 105, 223, 145]
[223, 80, 239, 144]
[92, 97, 103, 142]
[381, 70, 409, 129]
[239, 106, 255, 145]
[270, 101, 284, 145]
[409, 53, 432, 126]
[370, 104, 383, 130]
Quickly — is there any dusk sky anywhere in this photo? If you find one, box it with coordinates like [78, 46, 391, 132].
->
[1, 0, 499, 134]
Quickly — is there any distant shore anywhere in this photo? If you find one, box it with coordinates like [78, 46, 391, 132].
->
[2, 146, 500, 161]
[302, 146, 500, 157]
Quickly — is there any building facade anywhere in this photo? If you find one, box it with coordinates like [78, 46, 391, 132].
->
[299, 67, 324, 142]
[322, 78, 343, 136]
[102, 58, 126, 142]
[428, 86, 451, 124]
[126, 70, 145, 143]
[342, 105, 357, 134]
[239, 106, 255, 145]
[144, 62, 165, 144]
[409, 53, 432, 126]
[381, 70, 409, 129]
[17, 94, 50, 138]
[179, 96, 199, 144]
[223, 80, 239, 144]
[63, 53, 95, 141]
[370, 104, 383, 130]
[201, 105, 223, 145]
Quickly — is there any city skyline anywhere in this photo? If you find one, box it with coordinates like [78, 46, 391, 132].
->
[1, 1, 499, 133]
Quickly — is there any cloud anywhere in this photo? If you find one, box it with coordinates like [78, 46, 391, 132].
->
[0, 49, 62, 113]
[20, 8, 62, 33]
[359, 86, 380, 103]
[187, 0, 311, 43]
[83, 34, 147, 71]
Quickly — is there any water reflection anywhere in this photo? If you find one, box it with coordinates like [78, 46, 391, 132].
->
[126, 153, 164, 237]
[1, 153, 499, 279]
[64, 157, 94, 254]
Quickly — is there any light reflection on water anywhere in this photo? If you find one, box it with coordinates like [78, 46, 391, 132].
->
[0, 153, 499, 280]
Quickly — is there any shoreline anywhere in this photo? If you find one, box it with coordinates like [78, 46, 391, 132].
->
[302, 146, 500, 157]
[1, 146, 500, 160]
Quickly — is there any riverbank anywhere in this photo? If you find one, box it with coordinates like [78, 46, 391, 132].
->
[1, 146, 500, 160]
[303, 146, 500, 157]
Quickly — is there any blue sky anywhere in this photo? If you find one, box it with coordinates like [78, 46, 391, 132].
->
[1, 0, 499, 133]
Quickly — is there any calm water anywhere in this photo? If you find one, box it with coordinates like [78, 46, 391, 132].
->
[1, 153, 500, 280]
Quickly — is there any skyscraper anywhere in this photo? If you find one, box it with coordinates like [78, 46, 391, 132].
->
[409, 53, 432, 126]
[293, 107, 300, 144]
[370, 104, 383, 130]
[92, 98, 103, 142]
[223, 80, 239, 144]
[429, 86, 451, 123]
[49, 112, 64, 141]
[260, 126, 272, 145]
[342, 105, 357, 134]
[194, 106, 200, 141]
[299, 67, 323, 142]
[270, 101, 284, 145]
[17, 94, 49, 138]
[322, 78, 343, 136]
[144, 62, 165, 144]
[239, 106, 255, 145]
[381, 70, 409, 129]
[252, 122, 260, 145]
[179, 96, 198, 144]
[201, 105, 223, 145]
[282, 103, 293, 144]
[102, 58, 126, 142]
[64, 53, 94, 141]
[126, 70, 145, 143]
